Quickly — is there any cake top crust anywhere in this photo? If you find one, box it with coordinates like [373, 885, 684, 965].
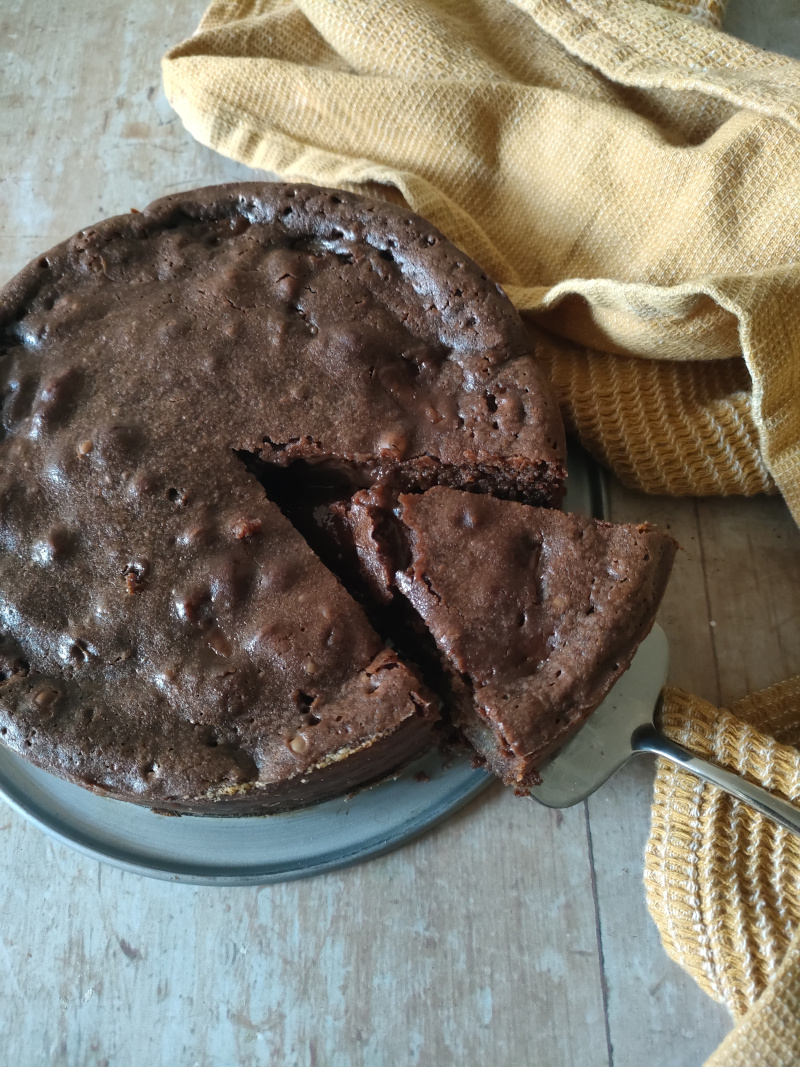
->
[0, 182, 569, 806]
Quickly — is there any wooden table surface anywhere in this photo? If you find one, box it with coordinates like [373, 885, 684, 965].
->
[2, 2, 799, 1065]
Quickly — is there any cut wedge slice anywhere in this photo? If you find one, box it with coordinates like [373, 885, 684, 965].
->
[391, 488, 677, 789]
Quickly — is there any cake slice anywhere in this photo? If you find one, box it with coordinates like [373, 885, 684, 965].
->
[386, 488, 677, 789]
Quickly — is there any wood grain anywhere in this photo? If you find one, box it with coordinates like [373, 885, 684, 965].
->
[1, 2, 799, 1065]
[0, 788, 609, 1066]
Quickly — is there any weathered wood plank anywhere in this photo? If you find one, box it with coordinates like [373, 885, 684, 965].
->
[588, 761, 734, 1067]
[589, 484, 733, 1067]
[0, 2, 255, 284]
[696, 496, 800, 706]
[0, 786, 608, 1067]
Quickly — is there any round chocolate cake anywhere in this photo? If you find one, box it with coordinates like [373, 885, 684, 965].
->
[0, 183, 567, 813]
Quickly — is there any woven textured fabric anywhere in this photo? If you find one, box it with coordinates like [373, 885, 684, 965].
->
[533, 331, 774, 497]
[163, 0, 800, 521]
[646, 680, 800, 1065]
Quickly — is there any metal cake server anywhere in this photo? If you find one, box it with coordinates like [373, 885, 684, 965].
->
[529, 624, 800, 836]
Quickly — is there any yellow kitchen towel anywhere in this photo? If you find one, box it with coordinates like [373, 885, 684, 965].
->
[647, 679, 800, 1066]
[162, 0, 800, 522]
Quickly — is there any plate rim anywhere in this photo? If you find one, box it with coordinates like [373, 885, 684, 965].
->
[0, 746, 493, 885]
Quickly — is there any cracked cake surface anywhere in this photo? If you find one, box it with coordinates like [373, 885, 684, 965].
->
[0, 182, 566, 812]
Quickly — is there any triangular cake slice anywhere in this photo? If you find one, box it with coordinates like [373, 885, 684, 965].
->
[390, 487, 677, 789]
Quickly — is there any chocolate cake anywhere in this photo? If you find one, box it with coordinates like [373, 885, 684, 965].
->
[0, 183, 570, 813]
[387, 488, 678, 789]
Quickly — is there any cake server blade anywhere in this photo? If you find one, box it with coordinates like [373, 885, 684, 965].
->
[528, 624, 800, 836]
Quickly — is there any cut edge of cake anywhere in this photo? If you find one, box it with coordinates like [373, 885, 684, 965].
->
[342, 486, 677, 790]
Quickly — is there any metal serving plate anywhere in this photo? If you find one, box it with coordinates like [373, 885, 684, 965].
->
[0, 441, 603, 885]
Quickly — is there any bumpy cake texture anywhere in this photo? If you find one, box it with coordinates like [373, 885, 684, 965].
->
[0, 183, 567, 812]
[392, 488, 678, 788]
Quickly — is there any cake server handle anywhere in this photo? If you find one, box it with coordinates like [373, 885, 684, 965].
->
[631, 720, 800, 837]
